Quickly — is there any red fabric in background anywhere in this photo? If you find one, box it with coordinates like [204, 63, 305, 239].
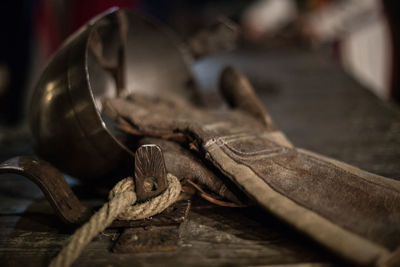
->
[35, 1, 63, 59]
[36, 0, 139, 59]
[68, 0, 139, 34]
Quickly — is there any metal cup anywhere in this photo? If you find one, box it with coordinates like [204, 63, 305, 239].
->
[29, 9, 195, 179]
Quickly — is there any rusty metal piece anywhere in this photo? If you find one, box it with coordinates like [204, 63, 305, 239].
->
[0, 156, 90, 225]
[113, 226, 180, 253]
[112, 200, 190, 253]
[134, 144, 168, 202]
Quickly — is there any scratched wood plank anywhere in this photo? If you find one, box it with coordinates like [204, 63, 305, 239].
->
[1, 47, 399, 266]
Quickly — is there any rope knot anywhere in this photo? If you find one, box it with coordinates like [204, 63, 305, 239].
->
[50, 173, 181, 267]
[114, 173, 181, 221]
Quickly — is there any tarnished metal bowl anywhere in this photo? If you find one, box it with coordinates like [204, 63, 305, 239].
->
[29, 9, 194, 179]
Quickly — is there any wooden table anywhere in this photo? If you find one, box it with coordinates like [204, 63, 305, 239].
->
[1, 47, 399, 266]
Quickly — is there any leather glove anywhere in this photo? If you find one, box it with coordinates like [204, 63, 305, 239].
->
[103, 67, 400, 267]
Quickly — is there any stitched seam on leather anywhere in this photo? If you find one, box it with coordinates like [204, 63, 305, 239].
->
[204, 142, 388, 265]
[220, 141, 400, 249]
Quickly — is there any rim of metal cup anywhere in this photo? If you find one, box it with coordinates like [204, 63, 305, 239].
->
[29, 8, 194, 179]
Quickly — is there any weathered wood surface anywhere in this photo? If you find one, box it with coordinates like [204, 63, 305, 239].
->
[1, 47, 399, 266]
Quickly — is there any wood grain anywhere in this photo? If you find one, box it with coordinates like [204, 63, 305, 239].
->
[1, 47, 399, 266]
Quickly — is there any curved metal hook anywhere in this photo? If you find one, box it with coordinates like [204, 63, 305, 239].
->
[0, 156, 90, 225]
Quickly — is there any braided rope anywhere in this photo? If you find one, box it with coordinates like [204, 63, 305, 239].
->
[50, 174, 181, 267]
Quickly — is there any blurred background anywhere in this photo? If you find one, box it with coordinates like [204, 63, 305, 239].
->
[0, 0, 398, 127]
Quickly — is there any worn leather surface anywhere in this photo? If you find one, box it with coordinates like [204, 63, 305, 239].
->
[104, 94, 400, 266]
